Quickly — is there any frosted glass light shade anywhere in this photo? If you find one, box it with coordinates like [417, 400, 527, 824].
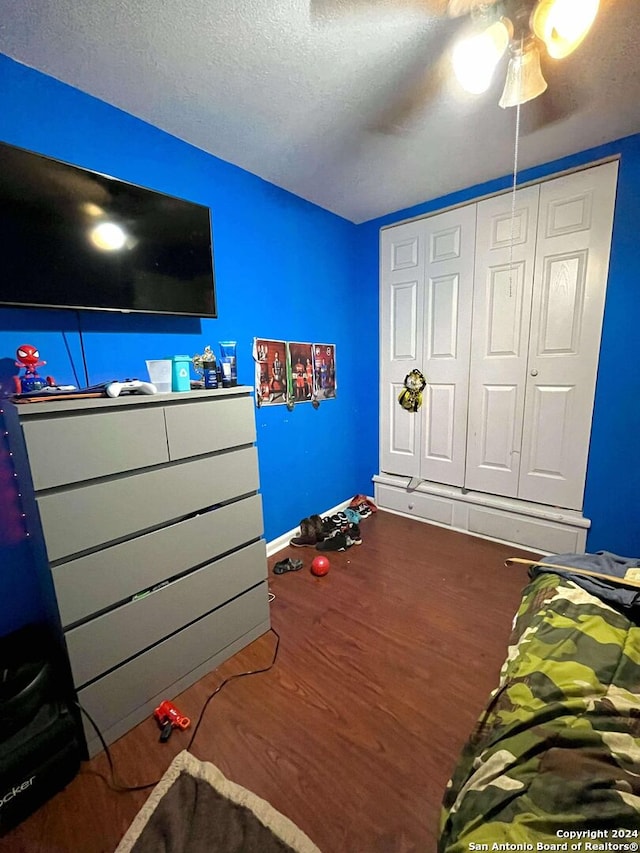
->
[452, 20, 510, 95]
[499, 43, 548, 108]
[532, 0, 600, 59]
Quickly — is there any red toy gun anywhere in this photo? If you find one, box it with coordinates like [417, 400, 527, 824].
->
[153, 700, 191, 743]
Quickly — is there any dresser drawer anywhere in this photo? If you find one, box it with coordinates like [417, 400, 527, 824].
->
[78, 582, 270, 755]
[66, 539, 267, 687]
[164, 395, 256, 460]
[21, 407, 169, 490]
[38, 445, 259, 561]
[53, 494, 264, 627]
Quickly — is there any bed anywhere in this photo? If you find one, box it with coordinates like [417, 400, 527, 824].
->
[438, 565, 640, 851]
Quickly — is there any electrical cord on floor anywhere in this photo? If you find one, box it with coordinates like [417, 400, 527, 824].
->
[77, 626, 281, 793]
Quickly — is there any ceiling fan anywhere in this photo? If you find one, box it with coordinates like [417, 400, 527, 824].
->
[312, 0, 600, 110]
[446, 0, 600, 107]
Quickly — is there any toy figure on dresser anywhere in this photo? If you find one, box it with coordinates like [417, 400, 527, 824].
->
[14, 344, 56, 393]
[193, 345, 219, 389]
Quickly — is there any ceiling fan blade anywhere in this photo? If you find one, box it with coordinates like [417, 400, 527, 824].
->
[310, 0, 450, 21]
[364, 15, 465, 134]
[367, 63, 445, 133]
[446, 0, 500, 17]
[518, 58, 585, 134]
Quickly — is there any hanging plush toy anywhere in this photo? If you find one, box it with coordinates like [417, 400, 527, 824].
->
[398, 369, 427, 413]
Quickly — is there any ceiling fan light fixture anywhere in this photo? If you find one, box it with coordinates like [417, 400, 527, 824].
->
[452, 19, 511, 95]
[531, 0, 600, 60]
[499, 41, 548, 108]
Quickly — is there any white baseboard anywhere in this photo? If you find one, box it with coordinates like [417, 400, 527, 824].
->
[266, 497, 359, 557]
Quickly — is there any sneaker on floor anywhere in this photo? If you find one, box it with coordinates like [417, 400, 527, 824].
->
[355, 503, 372, 519]
[316, 532, 348, 552]
[322, 525, 343, 540]
[331, 512, 348, 530]
[290, 534, 318, 548]
[346, 523, 362, 546]
[322, 516, 338, 535]
[349, 494, 377, 514]
[290, 517, 319, 547]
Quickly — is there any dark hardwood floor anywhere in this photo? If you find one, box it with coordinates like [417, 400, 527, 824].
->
[2, 510, 540, 853]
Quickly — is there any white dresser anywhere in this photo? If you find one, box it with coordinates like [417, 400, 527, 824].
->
[6, 388, 270, 756]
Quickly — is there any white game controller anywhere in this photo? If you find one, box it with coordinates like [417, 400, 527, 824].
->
[105, 379, 158, 398]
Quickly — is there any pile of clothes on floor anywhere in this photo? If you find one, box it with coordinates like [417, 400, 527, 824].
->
[289, 494, 377, 553]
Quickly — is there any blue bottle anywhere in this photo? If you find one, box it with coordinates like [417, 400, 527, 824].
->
[203, 354, 218, 389]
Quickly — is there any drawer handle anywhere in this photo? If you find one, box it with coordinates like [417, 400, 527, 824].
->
[408, 502, 415, 510]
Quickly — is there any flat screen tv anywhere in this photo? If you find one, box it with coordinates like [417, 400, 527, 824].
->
[0, 141, 216, 317]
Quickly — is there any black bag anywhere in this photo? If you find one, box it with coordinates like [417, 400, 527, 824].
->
[0, 625, 81, 836]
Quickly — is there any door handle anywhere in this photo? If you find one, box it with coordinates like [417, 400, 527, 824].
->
[530, 369, 539, 377]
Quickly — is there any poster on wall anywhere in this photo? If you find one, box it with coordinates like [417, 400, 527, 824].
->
[254, 339, 288, 405]
[287, 342, 314, 404]
[313, 343, 337, 400]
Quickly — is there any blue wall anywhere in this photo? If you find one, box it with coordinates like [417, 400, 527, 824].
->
[1, 51, 638, 636]
[358, 134, 640, 558]
[0, 54, 378, 634]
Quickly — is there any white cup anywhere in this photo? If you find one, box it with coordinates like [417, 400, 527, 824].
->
[145, 359, 172, 393]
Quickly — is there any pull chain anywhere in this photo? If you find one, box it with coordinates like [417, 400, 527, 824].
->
[508, 38, 523, 298]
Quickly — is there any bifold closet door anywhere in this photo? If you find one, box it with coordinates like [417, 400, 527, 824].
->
[418, 204, 476, 487]
[464, 186, 540, 497]
[380, 220, 426, 477]
[380, 205, 476, 485]
[518, 160, 619, 509]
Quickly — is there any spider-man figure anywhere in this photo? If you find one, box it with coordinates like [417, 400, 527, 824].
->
[14, 345, 55, 394]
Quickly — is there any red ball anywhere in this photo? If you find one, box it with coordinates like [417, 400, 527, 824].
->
[311, 555, 330, 576]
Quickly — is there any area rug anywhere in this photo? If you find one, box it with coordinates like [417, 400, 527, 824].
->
[115, 750, 321, 853]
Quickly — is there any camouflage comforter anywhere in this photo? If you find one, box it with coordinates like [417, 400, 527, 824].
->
[439, 572, 640, 851]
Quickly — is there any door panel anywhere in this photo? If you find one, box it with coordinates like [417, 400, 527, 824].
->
[479, 384, 519, 470]
[419, 205, 477, 486]
[519, 161, 619, 508]
[380, 223, 425, 476]
[525, 384, 575, 479]
[465, 185, 540, 496]
[424, 384, 455, 461]
[391, 280, 419, 361]
[388, 380, 419, 457]
[538, 251, 587, 354]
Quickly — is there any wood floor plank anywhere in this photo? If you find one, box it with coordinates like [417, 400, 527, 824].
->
[1, 511, 539, 852]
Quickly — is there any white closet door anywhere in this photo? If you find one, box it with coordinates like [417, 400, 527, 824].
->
[419, 205, 477, 486]
[379, 221, 425, 477]
[465, 186, 540, 497]
[518, 160, 619, 509]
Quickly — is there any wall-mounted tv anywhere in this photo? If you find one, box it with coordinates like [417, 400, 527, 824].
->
[0, 141, 216, 317]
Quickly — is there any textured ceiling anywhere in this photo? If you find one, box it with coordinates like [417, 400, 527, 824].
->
[1, 0, 639, 222]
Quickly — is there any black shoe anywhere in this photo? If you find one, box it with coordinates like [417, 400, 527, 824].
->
[322, 526, 343, 540]
[322, 516, 338, 535]
[346, 524, 362, 546]
[316, 533, 348, 552]
[331, 512, 348, 530]
[289, 534, 317, 548]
